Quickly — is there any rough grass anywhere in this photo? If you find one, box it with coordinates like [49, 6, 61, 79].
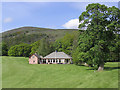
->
[2, 56, 119, 88]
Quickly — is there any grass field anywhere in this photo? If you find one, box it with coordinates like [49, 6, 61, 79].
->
[2, 56, 119, 88]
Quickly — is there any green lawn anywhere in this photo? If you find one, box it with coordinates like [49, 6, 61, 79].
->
[2, 56, 119, 88]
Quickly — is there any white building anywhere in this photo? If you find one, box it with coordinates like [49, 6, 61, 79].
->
[29, 51, 72, 64]
[42, 51, 72, 64]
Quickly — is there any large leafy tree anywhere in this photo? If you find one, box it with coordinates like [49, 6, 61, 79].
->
[77, 3, 120, 71]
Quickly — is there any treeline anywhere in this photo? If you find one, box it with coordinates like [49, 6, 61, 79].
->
[1, 29, 119, 63]
[1, 31, 80, 57]
[1, 38, 53, 57]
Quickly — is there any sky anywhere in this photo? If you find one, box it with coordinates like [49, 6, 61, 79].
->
[2, 1, 119, 32]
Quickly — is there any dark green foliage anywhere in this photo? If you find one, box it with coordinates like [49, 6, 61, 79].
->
[108, 34, 120, 62]
[30, 38, 54, 57]
[72, 47, 80, 65]
[74, 3, 120, 70]
[54, 31, 79, 55]
[2, 33, 49, 49]
[1, 42, 8, 56]
[37, 38, 54, 57]
[30, 40, 41, 55]
[8, 43, 31, 57]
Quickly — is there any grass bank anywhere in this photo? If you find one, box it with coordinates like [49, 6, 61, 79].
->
[2, 56, 119, 88]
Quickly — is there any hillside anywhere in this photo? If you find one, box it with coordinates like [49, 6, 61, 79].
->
[2, 27, 78, 48]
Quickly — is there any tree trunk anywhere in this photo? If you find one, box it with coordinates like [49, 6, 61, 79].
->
[98, 63, 104, 71]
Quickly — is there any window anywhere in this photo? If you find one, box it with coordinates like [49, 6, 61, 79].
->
[48, 59, 50, 62]
[59, 59, 61, 63]
[33, 60, 35, 63]
[32, 56, 35, 58]
[53, 59, 55, 62]
[50, 59, 52, 62]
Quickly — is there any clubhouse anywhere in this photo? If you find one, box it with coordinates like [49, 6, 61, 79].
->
[29, 51, 72, 64]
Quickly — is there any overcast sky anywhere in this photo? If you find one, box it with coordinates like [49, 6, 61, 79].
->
[2, 2, 118, 32]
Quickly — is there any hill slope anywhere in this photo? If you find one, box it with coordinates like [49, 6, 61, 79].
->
[2, 27, 78, 48]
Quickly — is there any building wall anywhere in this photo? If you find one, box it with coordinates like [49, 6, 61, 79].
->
[44, 58, 66, 64]
[29, 55, 72, 64]
[29, 55, 38, 64]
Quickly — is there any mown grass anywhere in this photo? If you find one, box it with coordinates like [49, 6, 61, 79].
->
[2, 56, 119, 88]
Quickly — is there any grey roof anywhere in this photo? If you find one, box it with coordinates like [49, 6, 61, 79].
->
[33, 54, 43, 58]
[44, 52, 72, 59]
[40, 55, 43, 58]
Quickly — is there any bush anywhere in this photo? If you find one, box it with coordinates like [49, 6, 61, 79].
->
[8, 43, 31, 57]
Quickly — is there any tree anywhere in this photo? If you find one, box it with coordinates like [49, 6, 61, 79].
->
[1, 42, 8, 56]
[54, 31, 79, 55]
[8, 43, 31, 57]
[37, 38, 53, 57]
[30, 38, 54, 57]
[30, 40, 41, 55]
[76, 3, 120, 71]
[108, 34, 120, 62]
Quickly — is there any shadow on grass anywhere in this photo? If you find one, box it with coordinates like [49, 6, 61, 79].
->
[86, 68, 97, 70]
[76, 64, 85, 66]
[104, 67, 120, 71]
[76, 64, 98, 70]
[75, 63, 120, 71]
[86, 66, 120, 71]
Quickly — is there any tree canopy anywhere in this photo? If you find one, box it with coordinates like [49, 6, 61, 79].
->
[30, 38, 54, 57]
[54, 31, 79, 55]
[74, 3, 120, 71]
[0, 42, 8, 56]
[8, 43, 31, 57]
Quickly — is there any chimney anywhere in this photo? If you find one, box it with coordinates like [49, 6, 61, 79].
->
[55, 50, 57, 52]
[35, 52, 37, 55]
